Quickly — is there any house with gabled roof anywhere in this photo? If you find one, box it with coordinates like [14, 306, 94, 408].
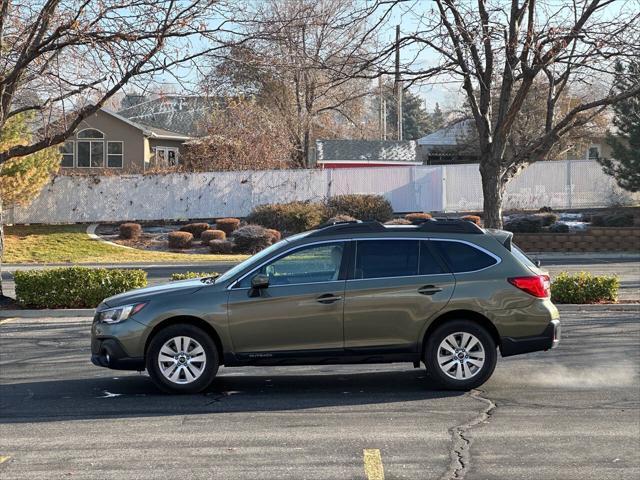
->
[58, 108, 191, 174]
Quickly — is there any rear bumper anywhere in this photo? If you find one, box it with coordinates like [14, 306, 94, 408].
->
[500, 319, 560, 357]
[91, 338, 145, 371]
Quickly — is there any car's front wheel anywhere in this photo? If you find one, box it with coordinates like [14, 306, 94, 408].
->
[146, 324, 218, 393]
[424, 320, 497, 390]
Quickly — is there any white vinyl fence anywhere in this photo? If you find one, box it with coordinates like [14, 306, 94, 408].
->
[8, 160, 637, 224]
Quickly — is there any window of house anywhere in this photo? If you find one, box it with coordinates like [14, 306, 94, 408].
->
[76, 129, 104, 167]
[431, 241, 498, 273]
[355, 240, 419, 279]
[587, 145, 601, 160]
[155, 147, 180, 167]
[59, 141, 74, 167]
[107, 141, 123, 168]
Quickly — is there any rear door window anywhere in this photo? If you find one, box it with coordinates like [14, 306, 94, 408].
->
[432, 240, 498, 273]
[355, 240, 419, 279]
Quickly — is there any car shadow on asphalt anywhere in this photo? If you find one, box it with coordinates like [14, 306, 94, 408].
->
[0, 369, 463, 424]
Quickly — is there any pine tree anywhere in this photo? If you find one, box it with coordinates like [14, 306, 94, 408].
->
[598, 61, 640, 192]
[385, 86, 435, 140]
[0, 113, 61, 207]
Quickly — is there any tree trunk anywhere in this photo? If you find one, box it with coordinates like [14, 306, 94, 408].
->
[480, 161, 505, 229]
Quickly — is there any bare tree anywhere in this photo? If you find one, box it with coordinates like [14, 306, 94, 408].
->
[0, 0, 243, 302]
[207, 0, 379, 167]
[363, 0, 640, 227]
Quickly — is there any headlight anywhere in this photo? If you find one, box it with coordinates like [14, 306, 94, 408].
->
[98, 303, 147, 324]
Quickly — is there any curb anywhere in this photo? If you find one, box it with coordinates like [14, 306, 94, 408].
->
[86, 224, 138, 250]
[0, 309, 94, 318]
[556, 304, 639, 312]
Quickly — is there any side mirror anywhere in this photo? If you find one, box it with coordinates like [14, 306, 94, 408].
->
[535, 259, 542, 268]
[251, 273, 270, 290]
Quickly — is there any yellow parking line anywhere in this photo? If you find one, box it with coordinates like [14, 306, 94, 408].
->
[0, 455, 11, 464]
[363, 449, 385, 480]
[0, 318, 15, 325]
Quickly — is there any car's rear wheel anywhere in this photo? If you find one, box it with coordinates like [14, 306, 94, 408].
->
[424, 320, 497, 390]
[146, 324, 218, 394]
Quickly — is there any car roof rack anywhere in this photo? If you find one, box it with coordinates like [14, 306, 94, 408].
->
[415, 218, 484, 234]
[308, 218, 483, 237]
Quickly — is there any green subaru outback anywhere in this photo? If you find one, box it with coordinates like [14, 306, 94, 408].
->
[91, 219, 560, 393]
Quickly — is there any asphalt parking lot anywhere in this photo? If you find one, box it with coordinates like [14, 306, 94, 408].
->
[0, 308, 638, 479]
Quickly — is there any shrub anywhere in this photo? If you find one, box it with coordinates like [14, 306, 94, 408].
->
[200, 229, 226, 244]
[461, 215, 481, 226]
[266, 228, 282, 242]
[209, 239, 235, 254]
[405, 212, 432, 222]
[324, 214, 358, 224]
[119, 223, 142, 240]
[551, 272, 619, 304]
[536, 213, 559, 226]
[231, 224, 273, 253]
[385, 218, 412, 225]
[590, 213, 634, 227]
[215, 218, 241, 235]
[246, 201, 324, 233]
[179, 223, 210, 238]
[170, 271, 219, 281]
[325, 194, 393, 222]
[503, 216, 543, 233]
[14, 267, 147, 309]
[548, 222, 570, 233]
[168, 231, 193, 249]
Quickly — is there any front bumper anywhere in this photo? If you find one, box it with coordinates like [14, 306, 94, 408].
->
[500, 319, 560, 357]
[91, 337, 145, 371]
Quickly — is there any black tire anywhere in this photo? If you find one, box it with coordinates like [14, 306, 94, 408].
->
[146, 323, 219, 394]
[424, 320, 497, 390]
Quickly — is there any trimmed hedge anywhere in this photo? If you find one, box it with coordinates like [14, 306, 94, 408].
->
[551, 272, 619, 304]
[209, 239, 235, 254]
[170, 271, 219, 281]
[325, 214, 358, 224]
[548, 222, 569, 233]
[385, 218, 412, 225]
[405, 212, 432, 222]
[504, 216, 543, 233]
[200, 229, 226, 244]
[14, 267, 147, 308]
[325, 194, 393, 222]
[246, 201, 324, 233]
[179, 223, 210, 238]
[215, 218, 241, 235]
[461, 215, 481, 226]
[168, 231, 193, 249]
[119, 223, 142, 240]
[591, 213, 634, 227]
[231, 224, 273, 254]
[537, 213, 559, 227]
[266, 228, 282, 242]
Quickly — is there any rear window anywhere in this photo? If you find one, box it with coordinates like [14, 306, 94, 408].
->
[355, 240, 419, 279]
[432, 240, 497, 273]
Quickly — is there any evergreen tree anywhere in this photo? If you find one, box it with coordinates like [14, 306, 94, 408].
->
[385, 86, 434, 140]
[598, 61, 640, 192]
[0, 114, 60, 207]
[431, 103, 446, 131]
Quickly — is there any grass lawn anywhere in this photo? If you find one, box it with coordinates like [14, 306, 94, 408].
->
[3, 225, 248, 264]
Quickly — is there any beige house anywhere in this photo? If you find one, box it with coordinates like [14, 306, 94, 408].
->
[59, 108, 190, 174]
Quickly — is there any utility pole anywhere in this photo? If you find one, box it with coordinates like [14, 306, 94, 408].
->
[378, 75, 384, 140]
[395, 25, 403, 141]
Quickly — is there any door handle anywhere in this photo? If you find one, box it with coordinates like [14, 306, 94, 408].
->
[418, 285, 443, 295]
[316, 294, 343, 304]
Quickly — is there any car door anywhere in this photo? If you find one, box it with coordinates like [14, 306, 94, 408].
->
[227, 241, 348, 356]
[343, 239, 455, 352]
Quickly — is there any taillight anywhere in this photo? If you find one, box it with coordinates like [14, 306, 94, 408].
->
[508, 275, 551, 298]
